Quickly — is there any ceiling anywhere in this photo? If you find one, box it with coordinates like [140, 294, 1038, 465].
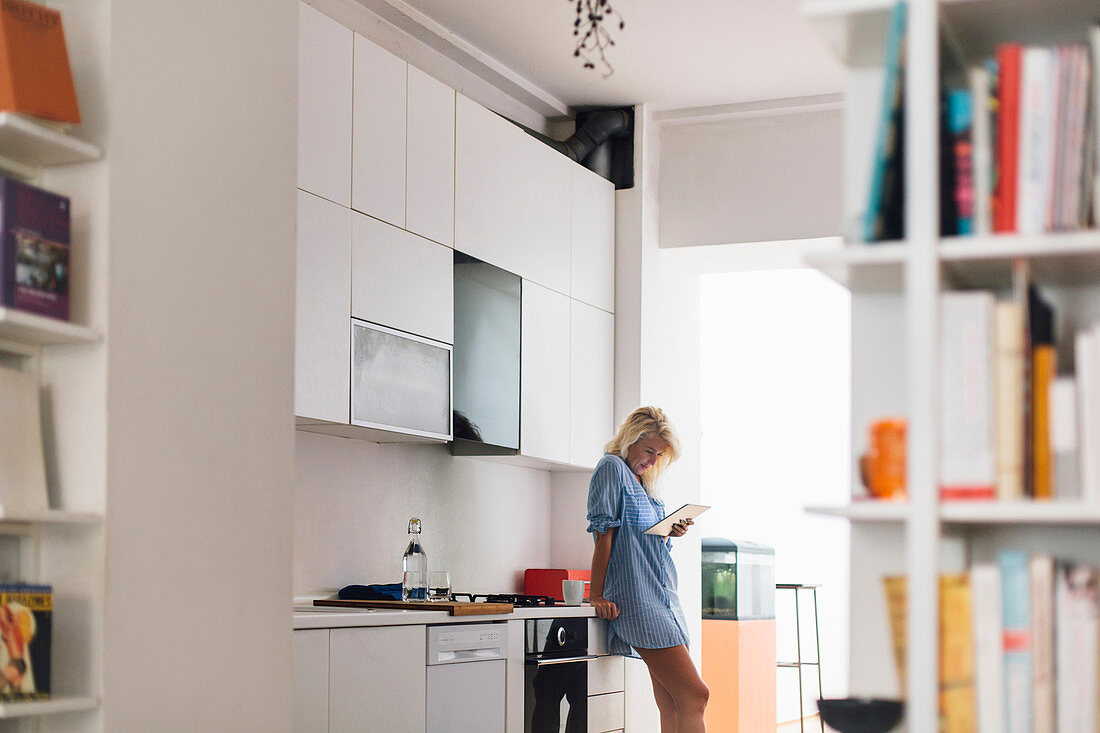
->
[387, 0, 846, 116]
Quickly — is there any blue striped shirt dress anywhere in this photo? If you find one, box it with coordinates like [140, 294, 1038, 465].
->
[586, 453, 691, 657]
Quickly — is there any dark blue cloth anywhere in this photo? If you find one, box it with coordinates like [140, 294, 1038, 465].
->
[338, 583, 403, 601]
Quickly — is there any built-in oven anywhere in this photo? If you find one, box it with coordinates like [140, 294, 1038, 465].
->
[524, 618, 598, 733]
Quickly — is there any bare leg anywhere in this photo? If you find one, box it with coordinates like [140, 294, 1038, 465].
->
[636, 645, 709, 733]
[648, 668, 678, 733]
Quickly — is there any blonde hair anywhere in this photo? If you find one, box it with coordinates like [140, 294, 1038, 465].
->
[604, 406, 682, 494]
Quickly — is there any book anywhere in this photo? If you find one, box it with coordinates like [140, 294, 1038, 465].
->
[940, 574, 977, 732]
[995, 301, 1026, 500]
[1055, 561, 1099, 732]
[882, 574, 976, 730]
[940, 291, 997, 500]
[0, 366, 48, 514]
[1017, 46, 1055, 234]
[1028, 285, 1055, 497]
[1031, 344, 1057, 499]
[0, 176, 70, 321]
[947, 89, 974, 235]
[1075, 326, 1100, 504]
[995, 44, 1023, 233]
[1090, 25, 1100, 223]
[0, 0, 80, 123]
[1032, 554, 1055, 733]
[862, 1, 906, 242]
[971, 563, 1005, 733]
[0, 583, 51, 701]
[1000, 549, 1033, 733]
[1049, 375, 1079, 499]
[969, 64, 995, 235]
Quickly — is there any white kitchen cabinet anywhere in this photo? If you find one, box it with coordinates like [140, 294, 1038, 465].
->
[588, 655, 625, 696]
[588, 691, 626, 733]
[293, 630, 329, 733]
[296, 190, 352, 424]
[298, 3, 352, 206]
[352, 212, 453, 344]
[406, 66, 455, 247]
[352, 33, 407, 227]
[330, 626, 427, 732]
[570, 300, 614, 468]
[570, 165, 616, 313]
[521, 280, 571, 464]
[455, 94, 571, 295]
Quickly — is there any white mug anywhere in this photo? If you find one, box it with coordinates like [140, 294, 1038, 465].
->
[562, 579, 586, 606]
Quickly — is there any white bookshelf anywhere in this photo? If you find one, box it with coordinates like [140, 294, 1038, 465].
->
[0, 695, 99, 719]
[801, 0, 1100, 728]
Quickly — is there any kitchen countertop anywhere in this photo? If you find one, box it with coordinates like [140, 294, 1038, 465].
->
[292, 602, 597, 629]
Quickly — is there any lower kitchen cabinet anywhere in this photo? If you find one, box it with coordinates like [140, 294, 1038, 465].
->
[293, 630, 329, 733]
[588, 691, 626, 733]
[330, 626, 427, 731]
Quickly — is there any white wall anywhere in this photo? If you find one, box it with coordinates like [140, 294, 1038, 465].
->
[658, 110, 843, 247]
[295, 433, 554, 595]
[101, 1, 297, 730]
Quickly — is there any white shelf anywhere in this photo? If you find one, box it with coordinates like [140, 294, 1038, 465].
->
[940, 501, 1100, 525]
[941, 231, 1100, 289]
[802, 242, 906, 290]
[804, 232, 1100, 292]
[0, 113, 100, 174]
[0, 308, 100, 346]
[0, 695, 99, 719]
[807, 500, 1100, 525]
[805, 502, 908, 522]
[0, 509, 103, 526]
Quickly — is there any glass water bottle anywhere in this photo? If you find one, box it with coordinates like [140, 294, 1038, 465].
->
[402, 517, 428, 602]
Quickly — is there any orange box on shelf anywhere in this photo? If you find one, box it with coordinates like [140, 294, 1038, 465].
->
[0, 0, 81, 123]
[524, 568, 590, 602]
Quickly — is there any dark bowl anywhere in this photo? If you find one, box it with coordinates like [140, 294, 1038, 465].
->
[816, 698, 904, 733]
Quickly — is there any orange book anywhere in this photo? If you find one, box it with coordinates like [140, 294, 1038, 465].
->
[0, 0, 81, 123]
[1031, 344, 1057, 499]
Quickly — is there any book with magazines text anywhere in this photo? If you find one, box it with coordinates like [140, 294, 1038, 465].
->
[0, 584, 50, 701]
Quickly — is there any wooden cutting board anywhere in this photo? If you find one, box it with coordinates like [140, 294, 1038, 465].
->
[314, 599, 513, 616]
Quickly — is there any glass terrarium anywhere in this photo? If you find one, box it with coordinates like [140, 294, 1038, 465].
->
[701, 538, 775, 620]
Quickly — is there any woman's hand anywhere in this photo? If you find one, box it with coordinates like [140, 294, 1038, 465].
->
[669, 517, 694, 537]
[590, 595, 620, 620]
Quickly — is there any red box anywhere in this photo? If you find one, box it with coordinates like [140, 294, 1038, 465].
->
[524, 568, 590, 602]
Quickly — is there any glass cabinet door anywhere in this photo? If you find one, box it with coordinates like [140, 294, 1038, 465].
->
[351, 320, 452, 440]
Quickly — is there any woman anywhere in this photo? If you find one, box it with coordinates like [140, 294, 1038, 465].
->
[587, 406, 709, 733]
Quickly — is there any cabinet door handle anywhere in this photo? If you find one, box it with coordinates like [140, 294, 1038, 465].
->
[527, 654, 600, 667]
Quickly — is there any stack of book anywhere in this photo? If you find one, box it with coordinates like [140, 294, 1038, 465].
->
[860, 11, 1100, 241]
[926, 278, 1100, 504]
[885, 552, 1100, 731]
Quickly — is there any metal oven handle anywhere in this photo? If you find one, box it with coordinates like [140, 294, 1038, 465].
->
[526, 654, 600, 667]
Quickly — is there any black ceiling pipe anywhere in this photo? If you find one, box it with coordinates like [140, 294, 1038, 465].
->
[506, 108, 632, 185]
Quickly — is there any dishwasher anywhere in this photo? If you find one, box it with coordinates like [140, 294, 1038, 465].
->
[426, 623, 508, 733]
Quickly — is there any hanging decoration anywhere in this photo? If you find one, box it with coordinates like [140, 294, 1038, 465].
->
[571, 0, 624, 77]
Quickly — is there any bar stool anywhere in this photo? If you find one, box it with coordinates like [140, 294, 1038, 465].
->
[776, 583, 824, 733]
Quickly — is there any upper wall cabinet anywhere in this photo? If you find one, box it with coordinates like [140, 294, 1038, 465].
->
[352, 212, 453, 345]
[298, 4, 352, 206]
[570, 299, 614, 468]
[296, 190, 352, 424]
[521, 280, 571, 464]
[406, 66, 455, 247]
[352, 35, 406, 227]
[455, 95, 571, 295]
[571, 166, 615, 313]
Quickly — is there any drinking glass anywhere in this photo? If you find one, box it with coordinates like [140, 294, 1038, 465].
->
[428, 570, 451, 602]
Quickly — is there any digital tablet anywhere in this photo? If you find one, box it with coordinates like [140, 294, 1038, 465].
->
[643, 503, 710, 536]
